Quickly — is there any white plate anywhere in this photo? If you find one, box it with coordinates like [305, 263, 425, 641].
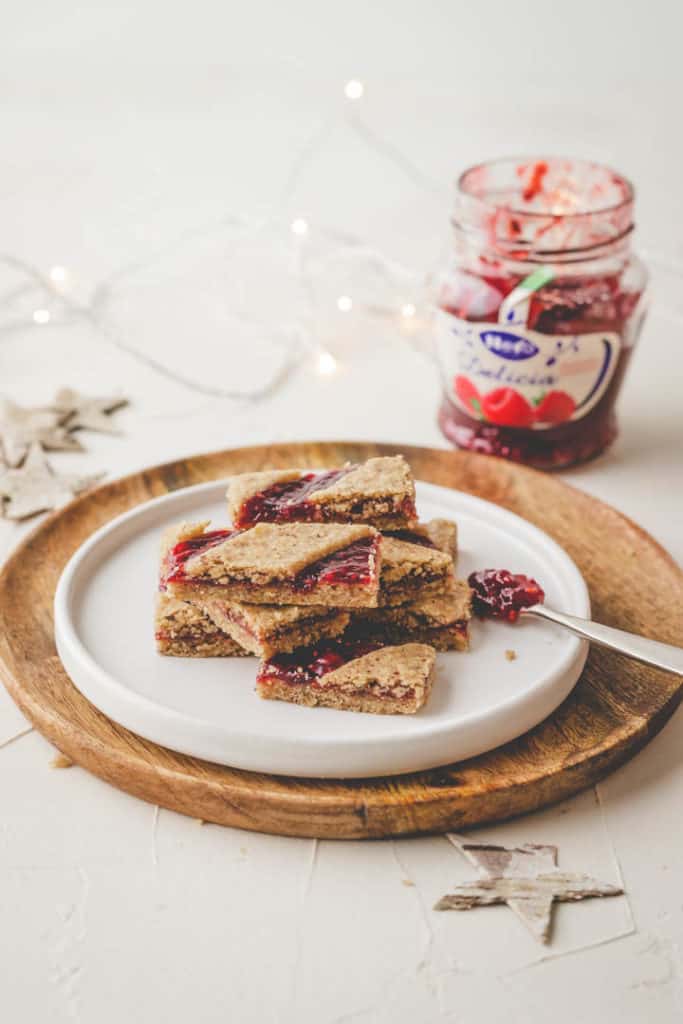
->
[54, 480, 589, 779]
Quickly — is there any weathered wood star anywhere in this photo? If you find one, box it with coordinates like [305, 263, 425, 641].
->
[0, 444, 102, 520]
[0, 398, 83, 467]
[53, 388, 128, 434]
[434, 837, 623, 944]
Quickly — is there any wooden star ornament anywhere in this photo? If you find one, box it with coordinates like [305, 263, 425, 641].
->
[0, 444, 102, 520]
[434, 837, 623, 944]
[0, 398, 83, 467]
[53, 389, 128, 434]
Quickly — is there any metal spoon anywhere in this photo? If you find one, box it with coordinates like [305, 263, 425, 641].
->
[522, 604, 683, 677]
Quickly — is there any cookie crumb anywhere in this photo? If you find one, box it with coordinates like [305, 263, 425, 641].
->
[51, 753, 74, 769]
[505, 649, 517, 661]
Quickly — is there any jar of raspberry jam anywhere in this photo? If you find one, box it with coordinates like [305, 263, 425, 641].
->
[435, 157, 649, 469]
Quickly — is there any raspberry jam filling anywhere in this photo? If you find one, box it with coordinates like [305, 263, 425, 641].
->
[292, 536, 379, 593]
[258, 638, 383, 686]
[468, 569, 544, 623]
[399, 495, 418, 520]
[163, 530, 237, 584]
[236, 468, 353, 527]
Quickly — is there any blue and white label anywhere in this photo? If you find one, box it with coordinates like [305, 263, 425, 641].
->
[479, 330, 539, 361]
[434, 309, 622, 429]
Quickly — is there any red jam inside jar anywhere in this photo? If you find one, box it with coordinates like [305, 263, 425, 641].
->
[435, 158, 648, 469]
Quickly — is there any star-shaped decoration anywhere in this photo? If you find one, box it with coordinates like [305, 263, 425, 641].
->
[0, 398, 83, 467]
[53, 389, 128, 434]
[0, 444, 102, 520]
[435, 837, 623, 944]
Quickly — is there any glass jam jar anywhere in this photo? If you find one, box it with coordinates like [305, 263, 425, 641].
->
[435, 157, 649, 469]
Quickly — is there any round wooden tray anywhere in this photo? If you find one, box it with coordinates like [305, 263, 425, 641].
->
[1, 442, 681, 838]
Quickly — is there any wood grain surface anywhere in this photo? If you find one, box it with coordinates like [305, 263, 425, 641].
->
[0, 442, 681, 839]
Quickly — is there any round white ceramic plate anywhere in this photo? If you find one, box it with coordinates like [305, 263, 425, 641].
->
[54, 479, 590, 779]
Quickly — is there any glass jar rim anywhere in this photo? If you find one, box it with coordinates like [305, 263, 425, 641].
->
[456, 156, 635, 221]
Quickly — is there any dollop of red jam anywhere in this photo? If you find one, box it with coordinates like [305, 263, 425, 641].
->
[163, 530, 237, 584]
[292, 536, 378, 592]
[521, 160, 549, 202]
[468, 569, 544, 622]
[236, 468, 353, 527]
[259, 638, 382, 686]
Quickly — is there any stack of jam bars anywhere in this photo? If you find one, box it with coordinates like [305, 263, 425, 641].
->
[156, 456, 472, 715]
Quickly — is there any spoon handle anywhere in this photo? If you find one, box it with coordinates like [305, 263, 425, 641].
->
[524, 604, 683, 677]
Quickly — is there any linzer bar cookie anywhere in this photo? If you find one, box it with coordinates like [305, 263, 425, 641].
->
[162, 522, 382, 609]
[227, 456, 417, 530]
[256, 639, 436, 715]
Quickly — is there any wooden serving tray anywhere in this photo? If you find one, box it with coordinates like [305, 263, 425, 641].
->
[0, 442, 681, 839]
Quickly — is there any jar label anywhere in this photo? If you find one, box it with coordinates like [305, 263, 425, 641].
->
[434, 310, 622, 430]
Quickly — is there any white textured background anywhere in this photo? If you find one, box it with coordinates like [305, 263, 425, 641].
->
[1, 2, 682, 1021]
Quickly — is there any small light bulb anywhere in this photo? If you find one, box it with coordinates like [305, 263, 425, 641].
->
[49, 265, 68, 283]
[33, 309, 51, 324]
[290, 218, 309, 236]
[344, 79, 364, 100]
[316, 351, 338, 376]
[401, 303, 416, 318]
[336, 295, 353, 312]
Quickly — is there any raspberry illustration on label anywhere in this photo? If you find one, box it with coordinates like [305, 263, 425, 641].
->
[533, 390, 576, 425]
[438, 314, 622, 433]
[453, 375, 482, 416]
[480, 388, 535, 428]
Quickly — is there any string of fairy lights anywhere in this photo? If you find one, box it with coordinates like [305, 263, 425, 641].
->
[0, 77, 440, 397]
[5, 76, 683, 400]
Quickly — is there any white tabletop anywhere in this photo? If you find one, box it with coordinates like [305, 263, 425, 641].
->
[1, 2, 682, 1020]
